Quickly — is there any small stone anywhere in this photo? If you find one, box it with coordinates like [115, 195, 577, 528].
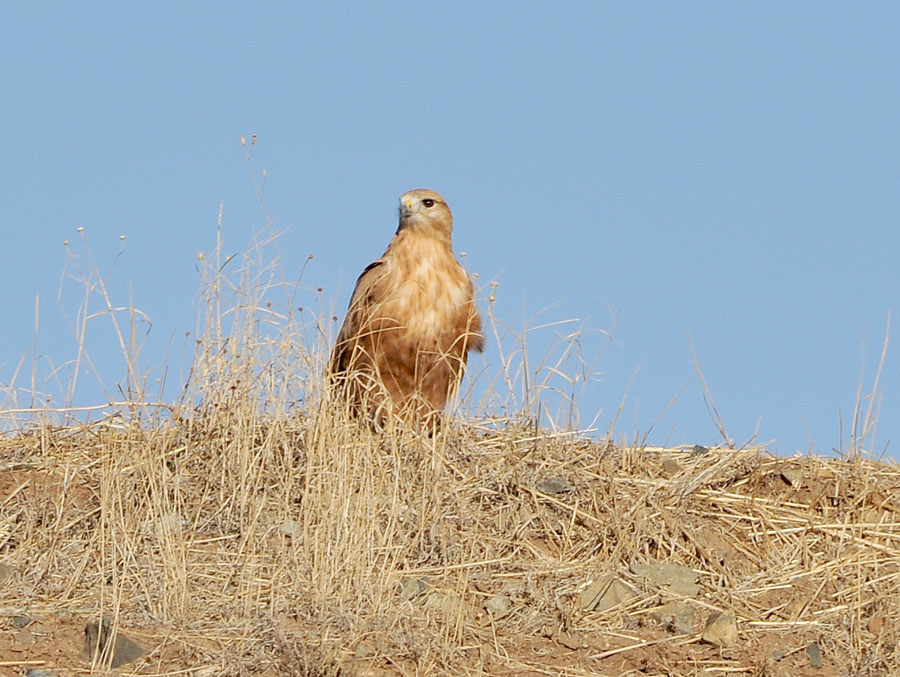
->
[781, 468, 803, 487]
[631, 562, 700, 597]
[668, 578, 700, 597]
[578, 574, 636, 612]
[84, 618, 146, 668]
[27, 671, 60, 677]
[0, 563, 13, 582]
[702, 609, 738, 647]
[578, 574, 609, 611]
[15, 626, 34, 644]
[400, 577, 431, 600]
[661, 457, 683, 477]
[868, 615, 886, 634]
[484, 594, 512, 619]
[691, 445, 709, 457]
[11, 615, 32, 628]
[278, 519, 301, 538]
[806, 641, 823, 669]
[537, 477, 573, 495]
[650, 601, 694, 634]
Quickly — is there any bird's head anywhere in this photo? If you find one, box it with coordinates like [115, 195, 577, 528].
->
[398, 189, 453, 239]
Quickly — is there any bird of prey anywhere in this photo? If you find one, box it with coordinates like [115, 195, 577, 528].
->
[330, 189, 484, 427]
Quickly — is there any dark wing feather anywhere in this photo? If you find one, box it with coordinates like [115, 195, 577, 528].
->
[329, 260, 385, 374]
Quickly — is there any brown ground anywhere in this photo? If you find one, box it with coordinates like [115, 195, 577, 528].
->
[0, 417, 898, 676]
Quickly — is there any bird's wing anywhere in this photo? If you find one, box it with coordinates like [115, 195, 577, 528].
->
[330, 259, 386, 374]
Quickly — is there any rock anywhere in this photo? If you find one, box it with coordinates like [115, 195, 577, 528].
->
[668, 578, 700, 597]
[661, 457, 683, 477]
[84, 618, 146, 668]
[631, 562, 700, 597]
[278, 518, 301, 538]
[702, 609, 738, 647]
[537, 477, 572, 495]
[0, 563, 13, 583]
[400, 577, 431, 601]
[15, 626, 34, 644]
[11, 615, 32, 628]
[484, 594, 512, 620]
[26, 671, 60, 677]
[578, 574, 636, 612]
[578, 574, 610, 611]
[868, 614, 886, 634]
[781, 468, 803, 487]
[691, 445, 709, 457]
[650, 601, 694, 634]
[806, 641, 823, 668]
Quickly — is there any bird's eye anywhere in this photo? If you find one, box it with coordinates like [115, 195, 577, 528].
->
[422, 199, 435, 208]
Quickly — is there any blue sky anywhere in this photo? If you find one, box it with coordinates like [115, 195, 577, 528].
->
[2, 4, 897, 456]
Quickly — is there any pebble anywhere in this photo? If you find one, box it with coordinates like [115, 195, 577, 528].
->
[84, 618, 146, 668]
[536, 477, 573, 495]
[781, 468, 803, 487]
[400, 577, 431, 600]
[279, 519, 302, 538]
[11, 615, 32, 628]
[806, 641, 823, 668]
[701, 609, 738, 647]
[661, 457, 683, 477]
[26, 671, 60, 677]
[484, 594, 512, 619]
[15, 626, 34, 644]
[578, 574, 636, 612]
[631, 562, 700, 597]
[868, 614, 886, 634]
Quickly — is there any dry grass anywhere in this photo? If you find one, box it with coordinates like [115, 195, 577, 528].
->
[0, 224, 898, 676]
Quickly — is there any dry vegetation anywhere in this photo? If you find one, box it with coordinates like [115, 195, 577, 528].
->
[0, 227, 898, 676]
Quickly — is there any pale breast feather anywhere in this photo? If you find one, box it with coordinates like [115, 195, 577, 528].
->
[386, 238, 470, 342]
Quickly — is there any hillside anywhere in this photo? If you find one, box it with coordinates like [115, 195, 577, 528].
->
[1, 412, 898, 676]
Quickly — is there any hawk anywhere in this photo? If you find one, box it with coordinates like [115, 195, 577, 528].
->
[330, 189, 484, 427]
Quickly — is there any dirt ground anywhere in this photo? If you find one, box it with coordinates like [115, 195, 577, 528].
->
[0, 422, 898, 676]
